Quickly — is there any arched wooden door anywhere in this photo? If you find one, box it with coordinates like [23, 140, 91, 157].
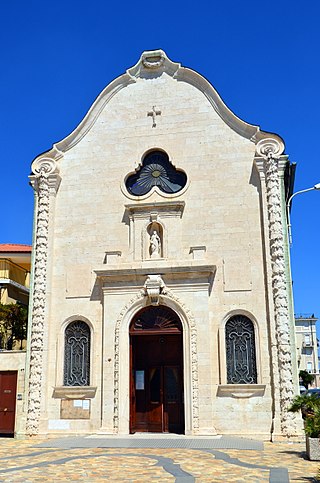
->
[130, 305, 184, 434]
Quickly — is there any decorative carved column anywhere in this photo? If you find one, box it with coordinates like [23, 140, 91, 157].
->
[256, 138, 298, 436]
[26, 158, 60, 436]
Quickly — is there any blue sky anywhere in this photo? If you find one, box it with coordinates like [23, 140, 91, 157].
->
[1, 1, 319, 320]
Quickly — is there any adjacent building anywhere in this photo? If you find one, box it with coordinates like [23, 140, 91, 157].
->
[0, 244, 31, 435]
[295, 314, 319, 386]
[0, 244, 31, 307]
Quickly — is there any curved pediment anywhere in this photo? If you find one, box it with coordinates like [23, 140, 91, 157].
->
[31, 49, 284, 169]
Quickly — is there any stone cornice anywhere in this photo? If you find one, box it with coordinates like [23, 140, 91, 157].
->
[125, 201, 185, 219]
[96, 262, 216, 291]
[29, 157, 61, 194]
[52, 386, 97, 399]
[217, 384, 266, 398]
[96, 262, 215, 277]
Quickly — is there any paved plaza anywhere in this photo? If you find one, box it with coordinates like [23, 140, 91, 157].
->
[0, 434, 318, 482]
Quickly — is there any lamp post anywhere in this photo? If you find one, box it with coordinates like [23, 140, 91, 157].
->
[287, 183, 320, 245]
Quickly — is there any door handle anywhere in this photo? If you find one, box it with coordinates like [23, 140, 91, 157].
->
[3, 408, 7, 412]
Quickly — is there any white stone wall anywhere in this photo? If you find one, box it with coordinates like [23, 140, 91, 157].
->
[26, 50, 297, 438]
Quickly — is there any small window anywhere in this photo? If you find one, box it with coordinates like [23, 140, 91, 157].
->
[225, 314, 257, 384]
[64, 321, 90, 386]
[125, 151, 187, 196]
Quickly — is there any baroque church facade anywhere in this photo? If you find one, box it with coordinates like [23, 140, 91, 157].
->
[23, 50, 301, 439]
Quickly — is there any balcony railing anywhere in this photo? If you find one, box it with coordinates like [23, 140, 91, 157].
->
[0, 259, 30, 288]
[295, 313, 317, 320]
[302, 341, 314, 348]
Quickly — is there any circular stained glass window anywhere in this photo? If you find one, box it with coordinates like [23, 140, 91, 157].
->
[125, 151, 187, 196]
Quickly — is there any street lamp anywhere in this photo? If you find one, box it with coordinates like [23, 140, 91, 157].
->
[287, 183, 320, 245]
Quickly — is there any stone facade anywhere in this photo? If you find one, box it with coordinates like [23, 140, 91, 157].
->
[23, 50, 301, 439]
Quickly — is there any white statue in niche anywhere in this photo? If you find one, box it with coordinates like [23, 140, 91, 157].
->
[150, 230, 161, 258]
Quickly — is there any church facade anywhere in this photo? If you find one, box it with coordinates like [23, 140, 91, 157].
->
[23, 50, 301, 439]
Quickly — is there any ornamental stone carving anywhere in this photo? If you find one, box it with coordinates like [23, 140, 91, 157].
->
[26, 158, 60, 436]
[256, 137, 284, 160]
[256, 138, 298, 436]
[113, 289, 145, 432]
[144, 275, 164, 304]
[163, 287, 200, 432]
[32, 157, 58, 177]
[113, 288, 200, 433]
[141, 51, 165, 69]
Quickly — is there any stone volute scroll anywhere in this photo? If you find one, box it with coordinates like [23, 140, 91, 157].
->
[256, 137, 299, 437]
[26, 157, 61, 436]
[32, 157, 59, 177]
[144, 275, 165, 305]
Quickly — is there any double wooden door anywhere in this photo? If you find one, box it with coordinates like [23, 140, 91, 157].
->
[130, 334, 184, 433]
[0, 371, 17, 434]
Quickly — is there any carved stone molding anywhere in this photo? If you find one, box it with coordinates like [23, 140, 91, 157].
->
[52, 386, 97, 399]
[141, 51, 165, 69]
[26, 158, 61, 436]
[30, 158, 61, 194]
[31, 52, 289, 169]
[217, 384, 266, 399]
[257, 140, 298, 436]
[162, 287, 200, 432]
[113, 288, 200, 433]
[113, 290, 145, 432]
[26, 172, 51, 436]
[256, 138, 284, 160]
[144, 275, 165, 305]
[32, 157, 58, 177]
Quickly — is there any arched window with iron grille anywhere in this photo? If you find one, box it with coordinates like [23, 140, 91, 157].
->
[64, 320, 90, 386]
[225, 314, 257, 384]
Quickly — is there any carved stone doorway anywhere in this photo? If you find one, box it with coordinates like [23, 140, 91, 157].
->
[129, 305, 184, 434]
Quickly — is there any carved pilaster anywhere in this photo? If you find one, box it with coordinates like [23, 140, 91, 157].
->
[113, 290, 145, 432]
[256, 138, 298, 436]
[26, 158, 60, 436]
[162, 287, 200, 432]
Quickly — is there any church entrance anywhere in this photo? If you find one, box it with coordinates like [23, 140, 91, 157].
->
[129, 305, 184, 434]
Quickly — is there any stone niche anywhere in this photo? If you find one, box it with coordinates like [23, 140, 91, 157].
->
[125, 201, 185, 261]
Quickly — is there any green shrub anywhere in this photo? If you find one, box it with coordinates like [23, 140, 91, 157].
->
[289, 394, 320, 438]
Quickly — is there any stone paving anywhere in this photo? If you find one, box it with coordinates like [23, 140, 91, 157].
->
[0, 436, 318, 482]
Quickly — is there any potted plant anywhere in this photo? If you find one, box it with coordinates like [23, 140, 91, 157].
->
[289, 393, 320, 460]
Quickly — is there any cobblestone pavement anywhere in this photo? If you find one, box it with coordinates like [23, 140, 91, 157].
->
[0, 437, 318, 482]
